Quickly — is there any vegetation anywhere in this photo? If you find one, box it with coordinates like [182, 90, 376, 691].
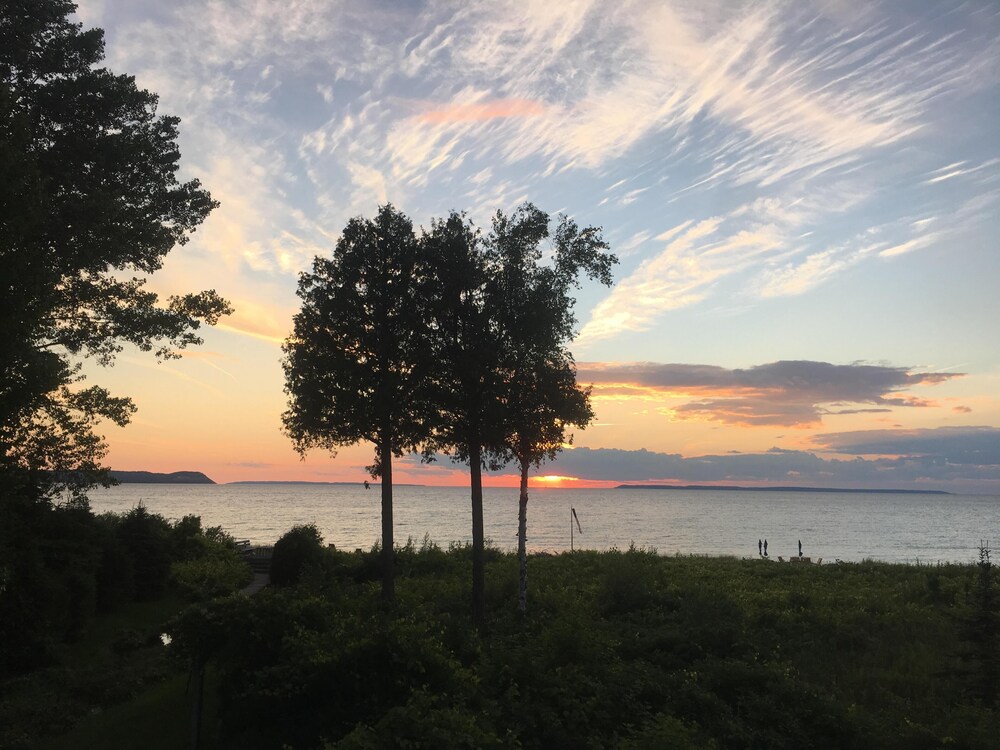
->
[157, 544, 995, 750]
[0, 499, 249, 679]
[0, 0, 230, 501]
[4, 518, 996, 748]
[270, 523, 327, 587]
[420, 210, 503, 625]
[0, 5, 233, 738]
[0, 504, 249, 748]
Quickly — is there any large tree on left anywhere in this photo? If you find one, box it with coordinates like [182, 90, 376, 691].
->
[0, 0, 230, 501]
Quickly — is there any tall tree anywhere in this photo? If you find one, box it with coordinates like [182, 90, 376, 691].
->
[282, 205, 435, 601]
[489, 206, 616, 614]
[424, 205, 615, 622]
[422, 212, 508, 625]
[0, 0, 230, 501]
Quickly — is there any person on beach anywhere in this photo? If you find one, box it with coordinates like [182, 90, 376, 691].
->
[758, 539, 763, 557]
[763, 539, 768, 557]
[798, 539, 802, 558]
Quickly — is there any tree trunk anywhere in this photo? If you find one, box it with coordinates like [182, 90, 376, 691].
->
[470, 442, 485, 626]
[380, 442, 394, 602]
[517, 458, 529, 615]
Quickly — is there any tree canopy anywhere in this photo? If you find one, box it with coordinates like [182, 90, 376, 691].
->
[0, 0, 230, 500]
[282, 204, 438, 600]
[486, 204, 616, 613]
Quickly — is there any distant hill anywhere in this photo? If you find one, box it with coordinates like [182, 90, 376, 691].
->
[616, 484, 950, 495]
[111, 470, 215, 484]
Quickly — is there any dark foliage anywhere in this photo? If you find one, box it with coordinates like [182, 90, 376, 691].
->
[166, 545, 998, 750]
[0, 0, 230, 500]
[270, 524, 327, 587]
[960, 542, 1000, 706]
[484, 203, 616, 613]
[0, 495, 246, 678]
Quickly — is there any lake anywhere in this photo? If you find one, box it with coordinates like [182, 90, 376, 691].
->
[86, 483, 1000, 564]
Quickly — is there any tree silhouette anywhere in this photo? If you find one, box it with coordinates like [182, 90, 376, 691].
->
[424, 205, 615, 622]
[0, 0, 230, 502]
[282, 205, 436, 601]
[489, 205, 616, 613]
[421, 211, 508, 624]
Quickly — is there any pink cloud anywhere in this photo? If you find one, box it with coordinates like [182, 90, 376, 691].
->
[417, 98, 545, 124]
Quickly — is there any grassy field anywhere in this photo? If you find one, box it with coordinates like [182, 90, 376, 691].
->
[9, 546, 999, 749]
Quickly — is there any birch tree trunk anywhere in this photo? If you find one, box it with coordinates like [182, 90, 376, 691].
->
[517, 459, 529, 614]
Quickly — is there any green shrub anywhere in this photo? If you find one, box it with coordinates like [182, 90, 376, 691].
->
[171, 554, 251, 601]
[270, 524, 326, 587]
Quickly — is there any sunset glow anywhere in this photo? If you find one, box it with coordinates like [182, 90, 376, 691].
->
[532, 475, 580, 486]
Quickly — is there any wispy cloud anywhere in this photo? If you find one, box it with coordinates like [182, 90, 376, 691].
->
[577, 199, 800, 343]
[923, 157, 1000, 185]
[79, 0, 999, 494]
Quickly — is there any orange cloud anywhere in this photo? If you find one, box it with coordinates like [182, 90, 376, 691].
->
[417, 98, 545, 124]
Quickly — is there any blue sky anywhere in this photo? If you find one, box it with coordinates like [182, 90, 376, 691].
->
[76, 0, 1000, 491]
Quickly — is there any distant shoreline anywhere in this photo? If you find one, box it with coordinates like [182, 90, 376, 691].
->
[226, 480, 425, 487]
[616, 484, 951, 495]
[110, 470, 953, 495]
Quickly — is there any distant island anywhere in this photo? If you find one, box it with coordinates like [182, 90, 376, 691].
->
[111, 470, 215, 484]
[616, 484, 951, 495]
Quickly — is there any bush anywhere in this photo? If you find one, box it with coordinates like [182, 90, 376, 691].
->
[116, 505, 174, 601]
[171, 554, 251, 601]
[270, 524, 326, 587]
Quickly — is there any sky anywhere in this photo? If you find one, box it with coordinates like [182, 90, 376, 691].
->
[73, 0, 1000, 492]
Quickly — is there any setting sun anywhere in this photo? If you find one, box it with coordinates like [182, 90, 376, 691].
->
[532, 475, 579, 485]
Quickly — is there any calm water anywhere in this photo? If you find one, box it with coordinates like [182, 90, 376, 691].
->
[86, 483, 1000, 564]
